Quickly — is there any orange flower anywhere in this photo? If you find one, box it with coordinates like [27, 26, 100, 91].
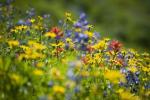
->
[109, 40, 122, 52]
[50, 27, 63, 39]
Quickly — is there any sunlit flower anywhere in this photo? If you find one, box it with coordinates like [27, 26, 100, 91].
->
[65, 12, 73, 22]
[80, 71, 89, 77]
[50, 27, 63, 39]
[105, 70, 125, 84]
[36, 62, 44, 68]
[84, 31, 93, 38]
[109, 40, 122, 52]
[92, 40, 106, 50]
[10, 73, 22, 84]
[119, 90, 140, 100]
[128, 67, 138, 73]
[53, 85, 65, 94]
[28, 40, 46, 50]
[7, 40, 19, 48]
[44, 32, 56, 38]
[30, 18, 35, 23]
[33, 69, 44, 76]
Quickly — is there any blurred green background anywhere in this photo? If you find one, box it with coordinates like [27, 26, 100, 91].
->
[2, 0, 150, 51]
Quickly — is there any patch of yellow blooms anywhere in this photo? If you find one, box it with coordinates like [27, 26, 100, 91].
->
[53, 85, 65, 94]
[104, 70, 125, 84]
[7, 40, 19, 48]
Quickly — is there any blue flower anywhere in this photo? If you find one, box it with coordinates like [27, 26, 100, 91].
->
[48, 81, 54, 87]
[65, 30, 72, 37]
[79, 13, 87, 21]
[74, 86, 80, 93]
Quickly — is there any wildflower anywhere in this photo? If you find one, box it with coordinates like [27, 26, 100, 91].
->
[92, 40, 106, 50]
[20, 45, 30, 50]
[7, 40, 19, 48]
[51, 42, 64, 47]
[44, 32, 56, 38]
[38, 16, 43, 20]
[105, 70, 125, 84]
[75, 28, 82, 32]
[66, 38, 72, 43]
[51, 68, 63, 80]
[53, 85, 65, 94]
[36, 62, 44, 68]
[50, 27, 63, 39]
[84, 31, 93, 38]
[56, 47, 64, 53]
[65, 12, 73, 22]
[10, 73, 22, 84]
[81, 56, 89, 65]
[30, 18, 35, 23]
[28, 40, 46, 50]
[116, 88, 124, 94]
[142, 67, 149, 72]
[33, 69, 44, 76]
[87, 45, 94, 53]
[119, 90, 140, 100]
[65, 81, 76, 89]
[128, 67, 138, 73]
[11, 25, 28, 32]
[80, 71, 89, 77]
[109, 40, 122, 52]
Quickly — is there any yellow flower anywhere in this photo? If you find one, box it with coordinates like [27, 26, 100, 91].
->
[11, 73, 22, 84]
[92, 40, 106, 50]
[128, 67, 137, 73]
[91, 71, 100, 77]
[75, 28, 82, 32]
[30, 18, 35, 23]
[50, 68, 63, 80]
[84, 31, 93, 38]
[44, 32, 56, 38]
[142, 67, 149, 72]
[33, 69, 44, 76]
[38, 16, 43, 20]
[51, 42, 64, 47]
[7, 40, 19, 48]
[145, 91, 150, 96]
[119, 91, 140, 100]
[20, 45, 30, 51]
[51, 68, 60, 76]
[116, 88, 124, 94]
[15, 25, 28, 31]
[53, 85, 65, 94]
[80, 71, 89, 77]
[87, 24, 94, 29]
[65, 12, 71, 17]
[34, 43, 46, 50]
[66, 38, 72, 43]
[103, 38, 110, 42]
[36, 62, 44, 68]
[28, 40, 46, 50]
[105, 70, 125, 84]
[65, 12, 73, 22]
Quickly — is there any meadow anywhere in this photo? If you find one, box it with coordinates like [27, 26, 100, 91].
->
[0, 1, 150, 100]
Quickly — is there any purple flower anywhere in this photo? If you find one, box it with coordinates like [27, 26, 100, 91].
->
[74, 22, 82, 28]
[79, 13, 87, 21]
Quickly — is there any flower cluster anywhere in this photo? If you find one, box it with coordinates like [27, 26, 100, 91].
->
[0, 2, 150, 100]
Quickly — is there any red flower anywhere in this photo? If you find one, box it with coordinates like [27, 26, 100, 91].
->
[86, 45, 94, 53]
[50, 27, 63, 38]
[81, 57, 89, 65]
[109, 40, 122, 52]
